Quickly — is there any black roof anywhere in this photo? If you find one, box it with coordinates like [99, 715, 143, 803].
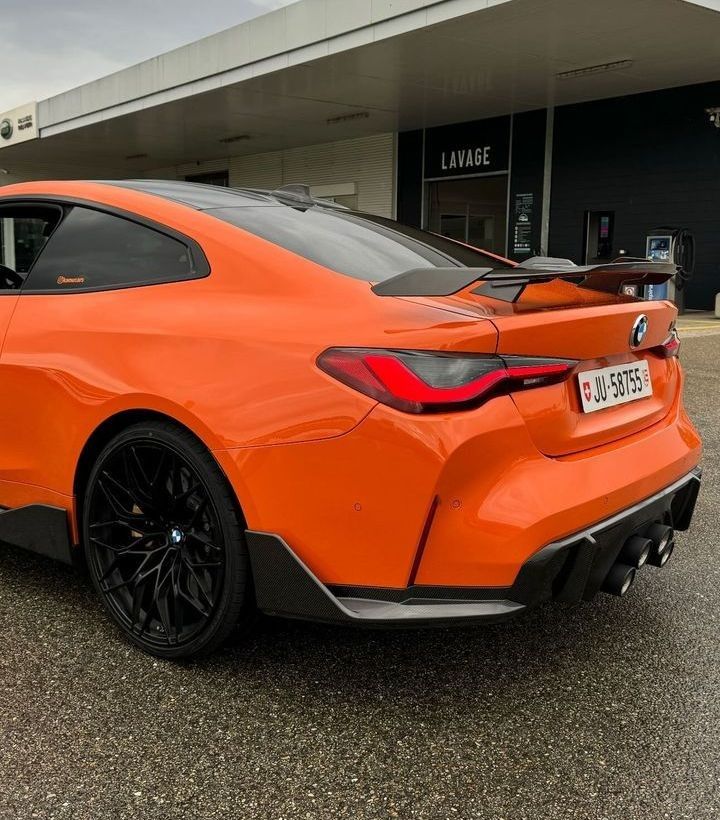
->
[105, 180, 348, 211]
[106, 180, 278, 209]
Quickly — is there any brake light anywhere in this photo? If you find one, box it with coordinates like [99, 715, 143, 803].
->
[317, 348, 576, 413]
[654, 329, 681, 359]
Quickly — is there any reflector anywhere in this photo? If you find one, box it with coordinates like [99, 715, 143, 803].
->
[656, 330, 681, 359]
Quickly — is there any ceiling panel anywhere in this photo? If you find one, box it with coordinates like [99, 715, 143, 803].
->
[2, 0, 720, 180]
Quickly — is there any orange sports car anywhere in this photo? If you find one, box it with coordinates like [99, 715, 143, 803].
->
[0, 179, 701, 658]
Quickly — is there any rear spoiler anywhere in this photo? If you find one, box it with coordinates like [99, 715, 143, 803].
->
[371, 262, 679, 300]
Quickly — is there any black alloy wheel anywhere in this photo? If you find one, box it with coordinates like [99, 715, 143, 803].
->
[84, 421, 248, 658]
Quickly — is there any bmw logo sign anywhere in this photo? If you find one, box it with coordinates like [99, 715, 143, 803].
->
[0, 119, 12, 141]
[630, 314, 649, 348]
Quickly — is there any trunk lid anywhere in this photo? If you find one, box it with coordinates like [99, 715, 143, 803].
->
[466, 286, 679, 456]
[379, 264, 680, 457]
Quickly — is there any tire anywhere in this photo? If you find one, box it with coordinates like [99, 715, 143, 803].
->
[83, 420, 249, 659]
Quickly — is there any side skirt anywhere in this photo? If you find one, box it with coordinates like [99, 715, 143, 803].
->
[0, 505, 74, 565]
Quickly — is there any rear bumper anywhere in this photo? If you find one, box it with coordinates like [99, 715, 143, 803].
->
[246, 468, 701, 626]
[217, 381, 701, 591]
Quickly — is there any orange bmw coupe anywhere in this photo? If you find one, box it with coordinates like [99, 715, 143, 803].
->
[0, 180, 701, 658]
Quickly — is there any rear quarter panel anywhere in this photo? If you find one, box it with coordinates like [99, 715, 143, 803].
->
[0, 185, 498, 504]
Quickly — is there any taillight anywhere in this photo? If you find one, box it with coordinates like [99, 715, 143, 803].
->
[317, 348, 576, 413]
[653, 329, 681, 359]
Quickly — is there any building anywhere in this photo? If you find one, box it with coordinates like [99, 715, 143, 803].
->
[2, 0, 720, 308]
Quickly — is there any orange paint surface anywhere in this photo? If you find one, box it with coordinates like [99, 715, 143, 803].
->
[0, 181, 701, 589]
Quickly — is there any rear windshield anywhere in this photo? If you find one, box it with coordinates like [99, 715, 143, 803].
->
[206, 206, 513, 281]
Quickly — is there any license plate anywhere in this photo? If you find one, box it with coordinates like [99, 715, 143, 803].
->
[578, 361, 652, 413]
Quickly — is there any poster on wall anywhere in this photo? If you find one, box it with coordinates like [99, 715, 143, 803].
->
[512, 192, 535, 256]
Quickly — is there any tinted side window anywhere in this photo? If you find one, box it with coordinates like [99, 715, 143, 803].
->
[206, 206, 513, 282]
[26, 207, 198, 291]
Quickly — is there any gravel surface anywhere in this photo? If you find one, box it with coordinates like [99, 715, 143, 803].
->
[1, 334, 718, 820]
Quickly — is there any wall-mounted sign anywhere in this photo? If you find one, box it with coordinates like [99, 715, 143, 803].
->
[424, 116, 510, 179]
[512, 192, 535, 256]
[0, 102, 38, 149]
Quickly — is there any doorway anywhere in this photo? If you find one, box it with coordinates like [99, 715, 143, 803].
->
[583, 210, 615, 264]
[426, 175, 508, 256]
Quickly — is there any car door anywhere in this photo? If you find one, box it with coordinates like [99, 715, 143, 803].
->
[0, 202, 62, 332]
[0, 209, 21, 337]
[0, 203, 66, 508]
[0, 200, 203, 510]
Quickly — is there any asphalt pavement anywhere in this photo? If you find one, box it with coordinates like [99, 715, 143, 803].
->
[1, 333, 719, 820]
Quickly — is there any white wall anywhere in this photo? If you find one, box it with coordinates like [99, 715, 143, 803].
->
[148, 133, 396, 217]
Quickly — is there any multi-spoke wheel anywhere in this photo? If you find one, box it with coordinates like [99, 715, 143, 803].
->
[83, 421, 249, 658]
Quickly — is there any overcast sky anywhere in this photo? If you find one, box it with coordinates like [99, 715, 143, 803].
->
[0, 0, 297, 111]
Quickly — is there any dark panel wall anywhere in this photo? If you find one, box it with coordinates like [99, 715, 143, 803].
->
[397, 129, 423, 227]
[508, 109, 547, 260]
[549, 81, 720, 310]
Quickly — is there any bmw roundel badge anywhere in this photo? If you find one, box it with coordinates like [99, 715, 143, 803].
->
[630, 314, 649, 348]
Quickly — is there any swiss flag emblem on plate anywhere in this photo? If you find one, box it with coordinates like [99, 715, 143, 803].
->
[582, 381, 592, 402]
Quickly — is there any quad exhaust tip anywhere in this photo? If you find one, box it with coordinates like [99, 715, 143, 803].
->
[603, 523, 675, 597]
[602, 562, 636, 597]
[645, 523, 675, 568]
[651, 538, 675, 568]
[619, 535, 653, 569]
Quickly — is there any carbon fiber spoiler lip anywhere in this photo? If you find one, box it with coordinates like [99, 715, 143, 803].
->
[371, 262, 680, 298]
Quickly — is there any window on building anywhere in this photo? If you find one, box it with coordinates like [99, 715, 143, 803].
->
[427, 176, 509, 258]
[25, 206, 198, 291]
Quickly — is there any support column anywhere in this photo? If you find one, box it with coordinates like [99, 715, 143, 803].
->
[540, 106, 555, 257]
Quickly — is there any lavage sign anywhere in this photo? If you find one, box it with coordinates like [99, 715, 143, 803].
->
[441, 146, 492, 172]
[425, 115, 510, 179]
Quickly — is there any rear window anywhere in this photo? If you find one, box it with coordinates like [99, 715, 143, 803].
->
[206, 206, 512, 281]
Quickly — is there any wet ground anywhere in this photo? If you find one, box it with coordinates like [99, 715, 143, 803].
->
[1, 333, 718, 820]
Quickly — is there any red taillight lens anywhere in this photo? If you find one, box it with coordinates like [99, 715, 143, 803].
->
[317, 348, 576, 413]
[654, 329, 681, 359]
